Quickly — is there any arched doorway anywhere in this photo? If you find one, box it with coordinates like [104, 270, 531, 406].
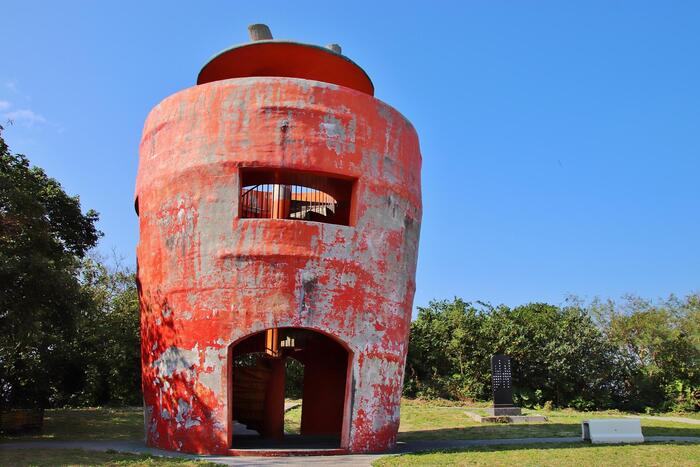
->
[229, 328, 351, 450]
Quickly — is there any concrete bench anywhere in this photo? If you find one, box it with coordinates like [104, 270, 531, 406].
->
[582, 418, 644, 444]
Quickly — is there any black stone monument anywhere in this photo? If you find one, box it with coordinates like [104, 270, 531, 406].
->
[486, 354, 522, 416]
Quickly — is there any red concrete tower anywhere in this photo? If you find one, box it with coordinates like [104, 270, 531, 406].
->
[136, 25, 422, 455]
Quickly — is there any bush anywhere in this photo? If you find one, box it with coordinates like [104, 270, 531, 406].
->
[663, 380, 700, 412]
[404, 295, 700, 412]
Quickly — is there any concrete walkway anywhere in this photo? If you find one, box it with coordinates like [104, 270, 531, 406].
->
[3, 436, 700, 466]
[284, 402, 301, 412]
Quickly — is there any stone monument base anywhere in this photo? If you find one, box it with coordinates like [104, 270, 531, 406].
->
[465, 410, 548, 424]
[486, 406, 522, 416]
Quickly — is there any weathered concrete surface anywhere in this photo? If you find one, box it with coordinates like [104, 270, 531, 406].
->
[136, 76, 422, 454]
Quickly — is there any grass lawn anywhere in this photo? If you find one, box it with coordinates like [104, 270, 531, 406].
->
[1, 399, 698, 466]
[0, 449, 222, 466]
[284, 406, 302, 434]
[399, 399, 700, 441]
[2, 400, 698, 444]
[1, 407, 144, 442]
[374, 442, 700, 466]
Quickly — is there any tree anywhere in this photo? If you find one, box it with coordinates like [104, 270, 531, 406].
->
[74, 256, 141, 406]
[404, 298, 490, 400]
[590, 294, 700, 411]
[482, 302, 619, 409]
[404, 298, 621, 409]
[0, 126, 101, 408]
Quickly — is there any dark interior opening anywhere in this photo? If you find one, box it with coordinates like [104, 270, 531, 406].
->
[230, 328, 349, 450]
[239, 169, 354, 226]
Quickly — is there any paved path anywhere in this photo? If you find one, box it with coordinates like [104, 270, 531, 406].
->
[284, 402, 301, 412]
[626, 415, 700, 425]
[3, 436, 700, 466]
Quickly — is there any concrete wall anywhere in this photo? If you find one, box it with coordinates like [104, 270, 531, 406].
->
[136, 77, 422, 454]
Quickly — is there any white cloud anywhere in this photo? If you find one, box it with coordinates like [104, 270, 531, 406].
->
[4, 109, 47, 127]
[4, 81, 18, 94]
[1, 83, 54, 129]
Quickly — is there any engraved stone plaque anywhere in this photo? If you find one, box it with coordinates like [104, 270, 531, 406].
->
[491, 354, 513, 408]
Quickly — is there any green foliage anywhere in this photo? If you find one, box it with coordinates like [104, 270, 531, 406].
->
[0, 128, 140, 409]
[588, 294, 700, 411]
[404, 299, 491, 400]
[664, 380, 700, 412]
[405, 295, 700, 411]
[71, 256, 141, 406]
[285, 357, 304, 399]
[0, 127, 101, 408]
[404, 299, 617, 408]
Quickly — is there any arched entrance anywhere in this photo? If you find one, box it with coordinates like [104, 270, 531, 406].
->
[228, 328, 351, 450]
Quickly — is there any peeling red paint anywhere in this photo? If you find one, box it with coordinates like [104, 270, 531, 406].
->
[136, 39, 421, 455]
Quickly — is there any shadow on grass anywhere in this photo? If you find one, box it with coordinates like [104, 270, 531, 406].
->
[390, 442, 697, 460]
[643, 425, 700, 437]
[398, 423, 700, 442]
[397, 440, 700, 456]
[1, 407, 144, 442]
[399, 423, 578, 441]
[0, 448, 220, 466]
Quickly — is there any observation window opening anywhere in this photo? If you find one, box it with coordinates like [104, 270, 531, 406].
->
[239, 169, 353, 226]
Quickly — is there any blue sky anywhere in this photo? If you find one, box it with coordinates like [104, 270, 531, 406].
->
[2, 1, 699, 310]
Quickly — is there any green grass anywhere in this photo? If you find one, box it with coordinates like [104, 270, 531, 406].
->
[2, 402, 698, 445]
[398, 399, 700, 441]
[0, 449, 222, 466]
[284, 406, 302, 434]
[1, 407, 144, 442]
[374, 442, 700, 466]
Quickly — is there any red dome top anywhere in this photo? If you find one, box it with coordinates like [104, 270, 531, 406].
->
[197, 40, 374, 96]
